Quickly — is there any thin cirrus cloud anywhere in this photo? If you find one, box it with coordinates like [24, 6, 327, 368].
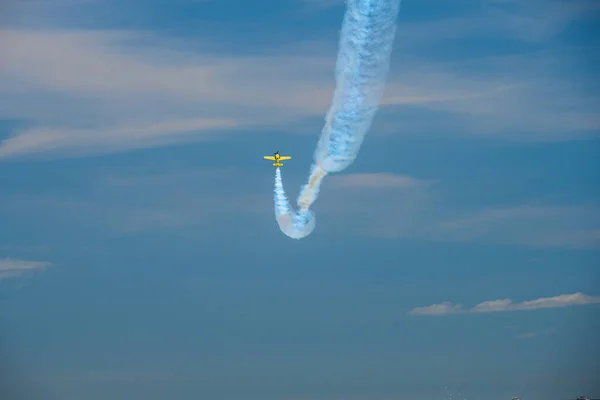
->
[427, 205, 600, 250]
[0, 28, 338, 158]
[409, 292, 600, 316]
[0, 118, 238, 158]
[328, 199, 600, 250]
[0, 258, 52, 279]
[516, 330, 554, 340]
[1, 0, 599, 159]
[328, 173, 436, 190]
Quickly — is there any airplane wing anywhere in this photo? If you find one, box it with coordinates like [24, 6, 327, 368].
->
[263, 156, 276, 160]
[279, 156, 291, 160]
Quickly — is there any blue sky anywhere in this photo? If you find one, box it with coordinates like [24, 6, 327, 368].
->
[0, 0, 599, 399]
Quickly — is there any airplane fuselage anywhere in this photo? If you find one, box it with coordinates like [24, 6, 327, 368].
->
[264, 151, 290, 167]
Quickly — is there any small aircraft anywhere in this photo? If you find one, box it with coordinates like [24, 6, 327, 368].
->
[263, 151, 291, 167]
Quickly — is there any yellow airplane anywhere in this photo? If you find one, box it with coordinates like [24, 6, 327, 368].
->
[263, 151, 291, 167]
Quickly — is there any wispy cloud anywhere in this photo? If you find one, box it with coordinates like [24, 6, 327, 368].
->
[516, 332, 539, 340]
[0, 258, 52, 279]
[428, 205, 600, 249]
[394, 0, 600, 45]
[516, 329, 554, 340]
[380, 53, 600, 140]
[329, 173, 435, 189]
[0, 118, 237, 158]
[0, 28, 336, 158]
[409, 302, 463, 316]
[324, 179, 600, 248]
[1, 0, 598, 160]
[410, 292, 600, 316]
[297, 0, 341, 9]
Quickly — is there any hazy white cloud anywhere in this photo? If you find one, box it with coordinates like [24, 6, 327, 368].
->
[9, 0, 98, 4]
[516, 329, 554, 340]
[483, 0, 598, 42]
[408, 302, 463, 316]
[511, 293, 600, 311]
[410, 292, 600, 316]
[303, 0, 599, 25]
[395, 0, 599, 45]
[0, 28, 338, 158]
[325, 180, 600, 248]
[316, 171, 435, 239]
[428, 205, 600, 249]
[0, 117, 237, 158]
[112, 192, 269, 232]
[1, 0, 598, 160]
[329, 173, 435, 189]
[297, 0, 341, 7]
[516, 332, 539, 340]
[89, 163, 598, 247]
[0, 164, 271, 234]
[0, 29, 331, 107]
[0, 258, 52, 279]
[295, 0, 347, 15]
[99, 167, 237, 188]
[383, 53, 600, 140]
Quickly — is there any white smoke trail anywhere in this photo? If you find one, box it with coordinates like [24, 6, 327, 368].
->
[275, 0, 401, 239]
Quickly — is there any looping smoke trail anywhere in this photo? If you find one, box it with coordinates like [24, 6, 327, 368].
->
[274, 0, 401, 239]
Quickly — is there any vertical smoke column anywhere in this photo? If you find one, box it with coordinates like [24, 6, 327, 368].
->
[275, 0, 401, 239]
